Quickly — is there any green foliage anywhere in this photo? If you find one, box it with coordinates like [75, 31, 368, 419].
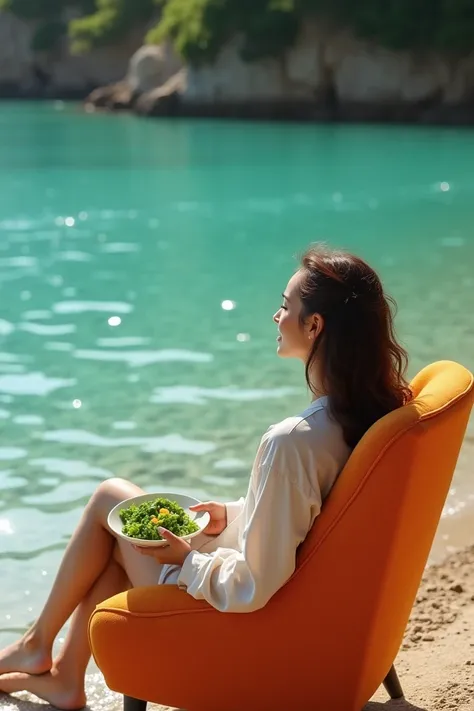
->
[2, 0, 474, 61]
[436, 0, 474, 52]
[69, 0, 156, 53]
[148, 0, 299, 64]
[236, 1, 299, 62]
[32, 20, 67, 51]
[146, 0, 230, 64]
[299, 0, 474, 52]
[153, 0, 474, 63]
[298, 0, 440, 51]
[0, 0, 94, 20]
[0, 0, 62, 19]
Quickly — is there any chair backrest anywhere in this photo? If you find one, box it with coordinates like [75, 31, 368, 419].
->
[277, 360, 473, 709]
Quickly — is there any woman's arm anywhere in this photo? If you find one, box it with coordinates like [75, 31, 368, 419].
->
[177, 435, 320, 612]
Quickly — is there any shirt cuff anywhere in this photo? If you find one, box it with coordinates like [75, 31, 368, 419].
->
[225, 498, 245, 525]
[178, 549, 208, 590]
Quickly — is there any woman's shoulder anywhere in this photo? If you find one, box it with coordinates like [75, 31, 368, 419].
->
[261, 398, 341, 452]
[253, 401, 349, 496]
[256, 399, 351, 495]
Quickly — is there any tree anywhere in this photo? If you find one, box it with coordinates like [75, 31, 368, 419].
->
[2, 0, 474, 59]
[69, 0, 156, 54]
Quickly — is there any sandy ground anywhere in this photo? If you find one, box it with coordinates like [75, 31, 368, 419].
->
[367, 545, 474, 711]
[1, 545, 473, 711]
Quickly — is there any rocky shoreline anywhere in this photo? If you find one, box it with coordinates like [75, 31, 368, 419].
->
[81, 28, 474, 126]
[2, 7, 474, 127]
[3, 89, 474, 127]
[85, 91, 474, 127]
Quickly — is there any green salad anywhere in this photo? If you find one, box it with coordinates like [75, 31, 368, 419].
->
[119, 497, 200, 541]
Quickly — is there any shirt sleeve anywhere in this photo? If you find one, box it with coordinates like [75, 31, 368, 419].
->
[177, 432, 319, 612]
[225, 498, 245, 525]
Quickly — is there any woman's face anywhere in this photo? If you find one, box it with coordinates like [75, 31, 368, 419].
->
[273, 271, 321, 360]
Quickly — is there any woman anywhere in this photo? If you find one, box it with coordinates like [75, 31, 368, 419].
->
[0, 245, 411, 709]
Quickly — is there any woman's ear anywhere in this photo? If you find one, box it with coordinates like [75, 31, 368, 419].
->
[311, 313, 324, 338]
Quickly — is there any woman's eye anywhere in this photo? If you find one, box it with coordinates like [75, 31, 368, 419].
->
[280, 304, 287, 310]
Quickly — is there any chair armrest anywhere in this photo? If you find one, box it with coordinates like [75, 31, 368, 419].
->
[92, 584, 211, 618]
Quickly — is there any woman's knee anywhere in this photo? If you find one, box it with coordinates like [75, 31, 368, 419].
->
[93, 477, 143, 514]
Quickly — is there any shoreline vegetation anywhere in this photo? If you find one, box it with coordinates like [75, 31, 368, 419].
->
[1, 1, 474, 125]
[2, 0, 474, 64]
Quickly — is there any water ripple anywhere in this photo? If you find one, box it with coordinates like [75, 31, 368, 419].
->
[0, 542, 66, 561]
[30, 458, 113, 478]
[73, 349, 213, 366]
[151, 385, 298, 404]
[0, 320, 14, 335]
[53, 301, 133, 314]
[19, 322, 76, 336]
[13, 415, 44, 426]
[96, 337, 150, 348]
[22, 310, 52, 320]
[0, 353, 25, 363]
[213, 458, 247, 470]
[0, 516, 14, 533]
[0, 448, 27, 460]
[22, 481, 100, 505]
[57, 250, 93, 262]
[100, 242, 139, 253]
[0, 218, 35, 231]
[0, 474, 28, 491]
[0, 364, 26, 374]
[0, 373, 76, 396]
[44, 341, 74, 352]
[112, 421, 136, 430]
[40, 430, 216, 455]
[0, 256, 37, 268]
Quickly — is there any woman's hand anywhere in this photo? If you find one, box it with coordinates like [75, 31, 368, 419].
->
[189, 501, 227, 535]
[133, 527, 191, 566]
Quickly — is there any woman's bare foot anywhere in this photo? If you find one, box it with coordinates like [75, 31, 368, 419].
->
[0, 669, 86, 710]
[0, 633, 52, 675]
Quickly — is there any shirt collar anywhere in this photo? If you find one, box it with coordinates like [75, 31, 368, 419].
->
[300, 395, 329, 418]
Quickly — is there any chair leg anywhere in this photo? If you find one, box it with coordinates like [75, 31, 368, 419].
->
[383, 664, 404, 699]
[123, 696, 147, 711]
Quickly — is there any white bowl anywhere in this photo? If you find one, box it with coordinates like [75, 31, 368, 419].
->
[108, 492, 210, 548]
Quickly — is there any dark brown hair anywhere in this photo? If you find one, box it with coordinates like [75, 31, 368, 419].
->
[298, 245, 412, 449]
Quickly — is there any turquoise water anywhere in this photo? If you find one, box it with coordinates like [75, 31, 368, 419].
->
[0, 101, 473, 649]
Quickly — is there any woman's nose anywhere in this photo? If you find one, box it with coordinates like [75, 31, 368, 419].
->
[273, 310, 280, 324]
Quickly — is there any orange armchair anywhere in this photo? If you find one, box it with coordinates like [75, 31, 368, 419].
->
[89, 360, 473, 711]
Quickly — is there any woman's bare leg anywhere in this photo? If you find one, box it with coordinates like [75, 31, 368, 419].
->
[0, 477, 151, 676]
[0, 557, 128, 710]
[0, 538, 162, 710]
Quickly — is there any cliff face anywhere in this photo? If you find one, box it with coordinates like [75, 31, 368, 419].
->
[2, 9, 474, 122]
[120, 25, 474, 123]
[183, 23, 474, 109]
[0, 10, 142, 98]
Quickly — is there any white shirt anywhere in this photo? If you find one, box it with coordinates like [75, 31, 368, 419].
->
[165, 396, 351, 612]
